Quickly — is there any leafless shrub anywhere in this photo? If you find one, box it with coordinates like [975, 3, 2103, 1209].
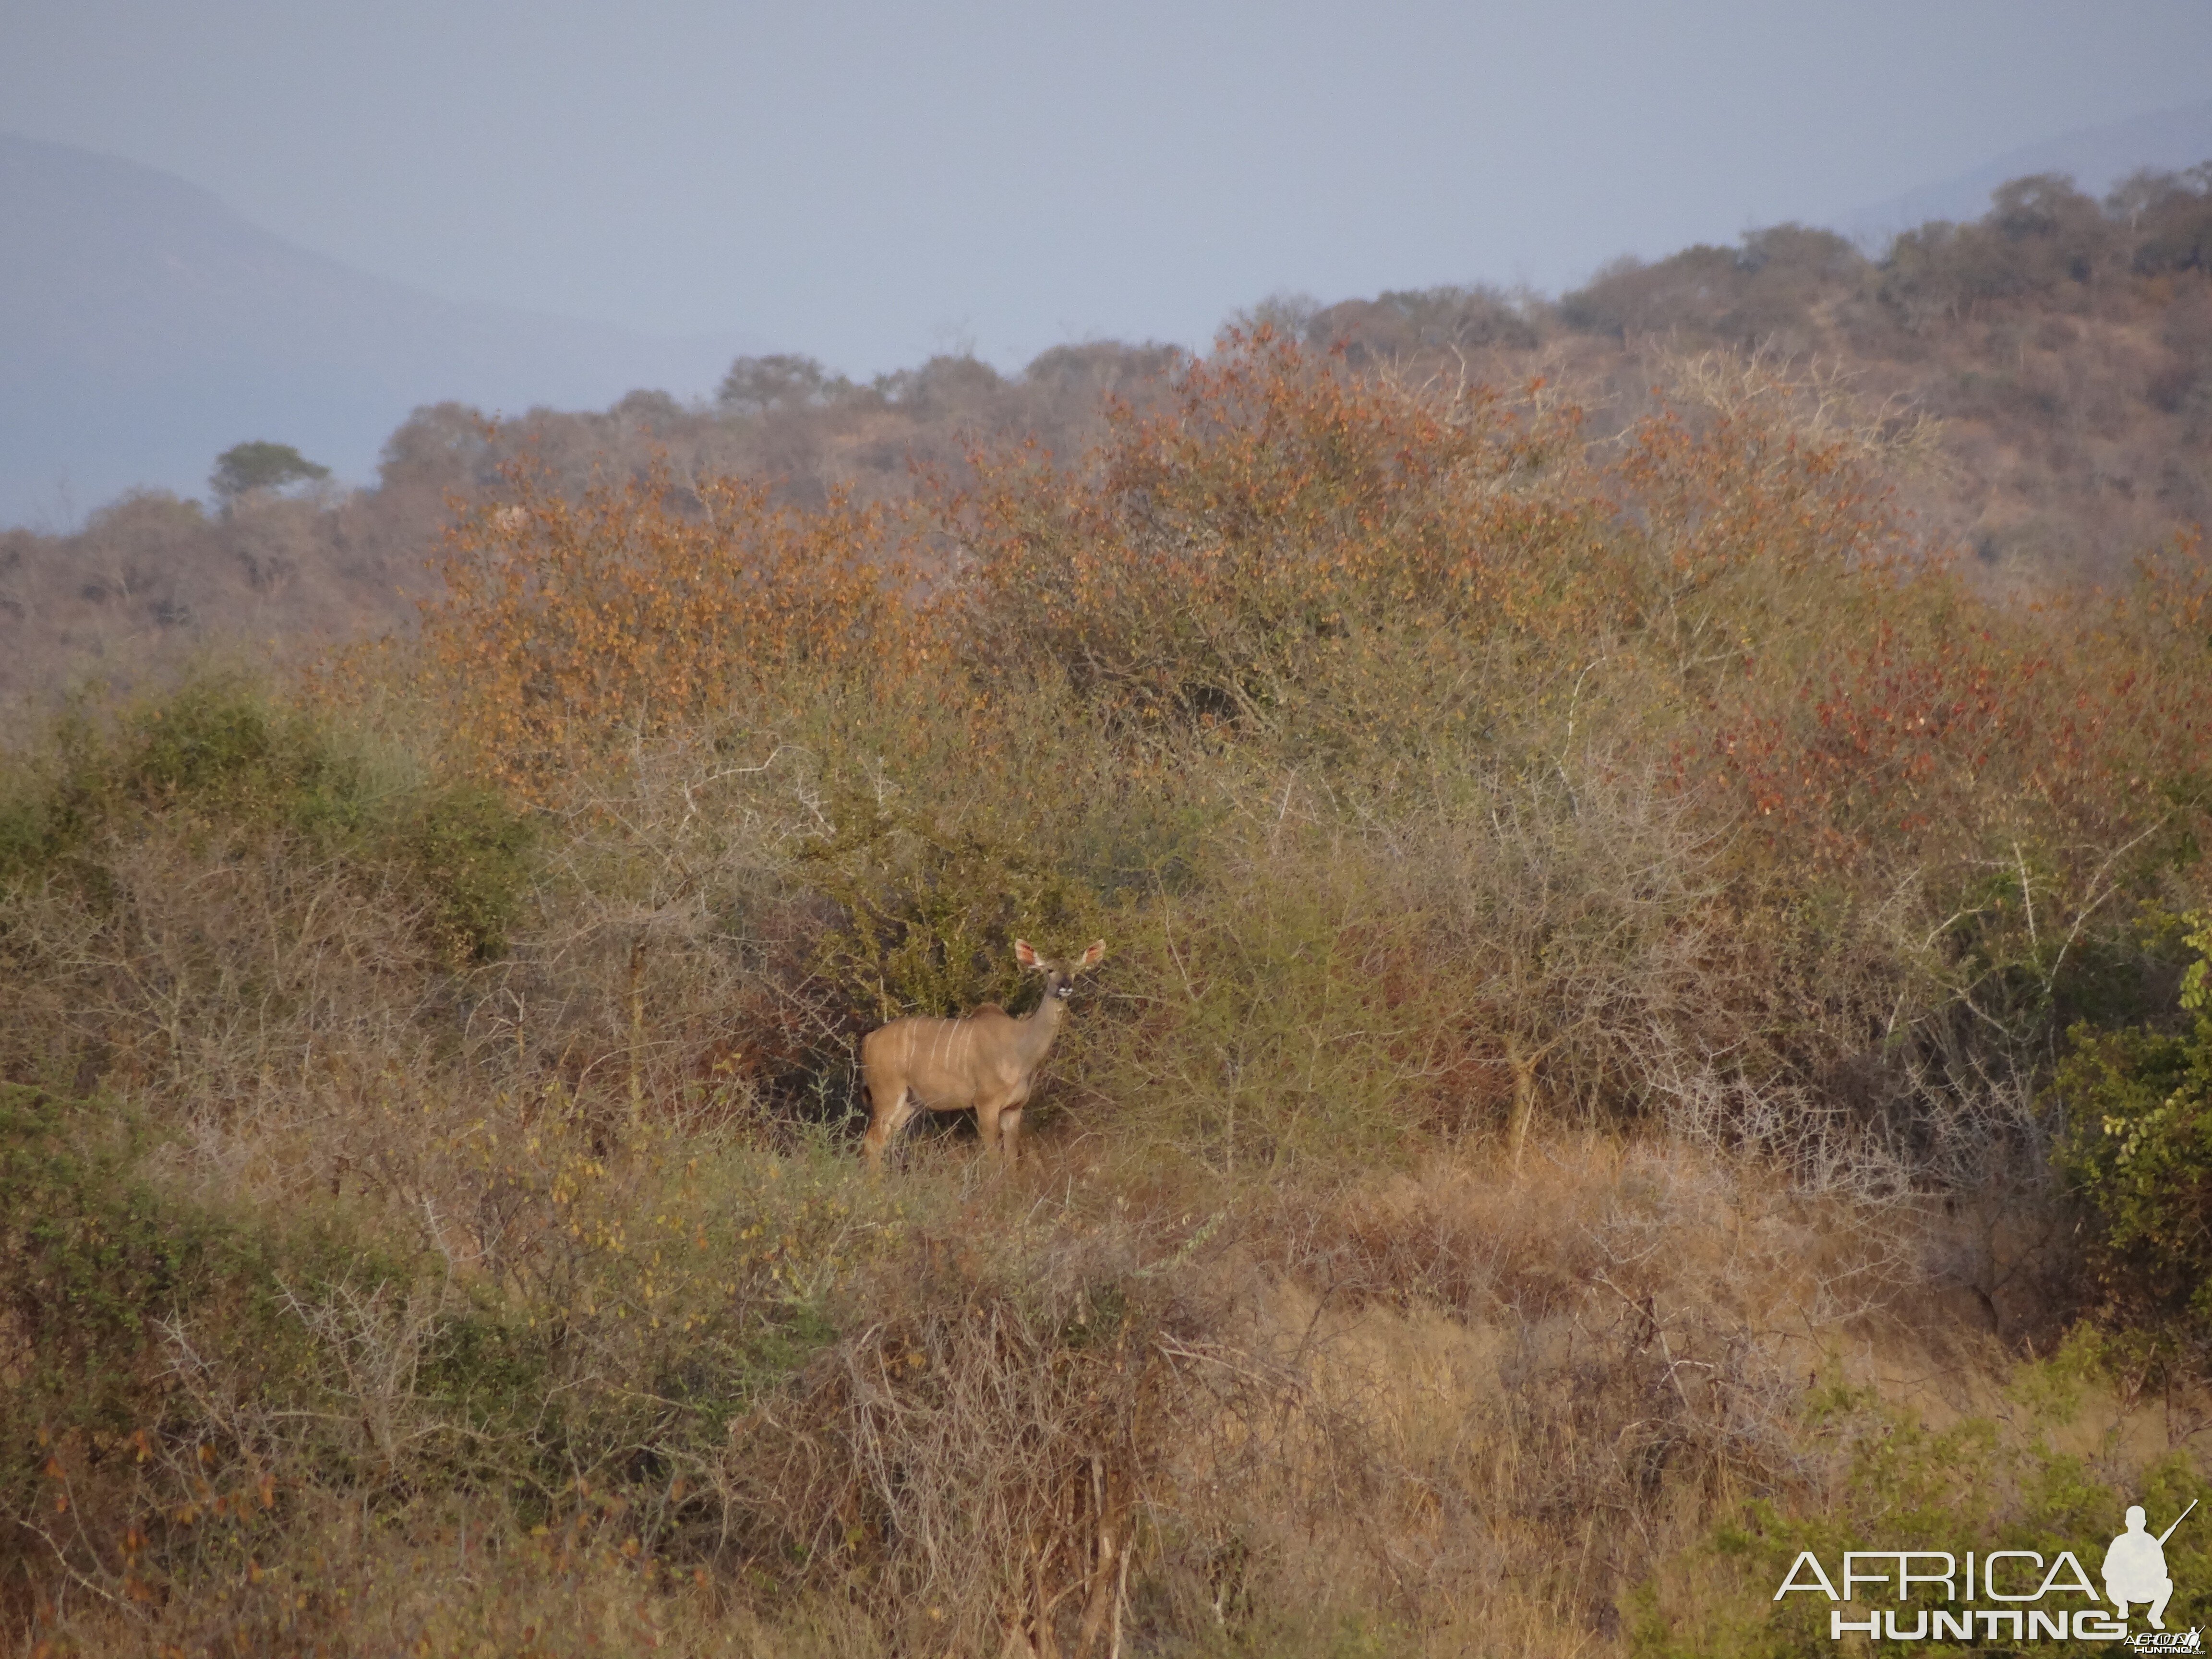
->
[706, 1211, 1179, 1658]
[0, 822, 456, 1172]
[1640, 345, 1953, 484]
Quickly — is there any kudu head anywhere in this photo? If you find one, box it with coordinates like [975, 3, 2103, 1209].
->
[1015, 938, 1107, 1005]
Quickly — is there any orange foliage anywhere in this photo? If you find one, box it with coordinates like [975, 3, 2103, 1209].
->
[1609, 390, 1916, 624]
[415, 460, 907, 800]
[392, 333, 2207, 916]
[1707, 560, 2212, 875]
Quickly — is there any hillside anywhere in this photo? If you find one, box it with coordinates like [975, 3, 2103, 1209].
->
[10, 161, 2211, 715]
[1585, 174, 2212, 581]
[0, 346, 1186, 711]
[1839, 95, 2212, 243]
[0, 132, 757, 527]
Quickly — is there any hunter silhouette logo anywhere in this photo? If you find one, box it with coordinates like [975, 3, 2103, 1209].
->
[2106, 1499, 2195, 1644]
[2105, 1501, 2188, 1628]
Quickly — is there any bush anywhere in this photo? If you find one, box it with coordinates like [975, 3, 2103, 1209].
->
[1636, 1362, 2212, 1659]
[941, 327, 1599, 738]
[412, 460, 903, 802]
[2057, 910, 2212, 1340]
[0, 1086, 272, 1437]
[0, 1084, 394, 1625]
[1, 674, 531, 958]
[0, 674, 533, 1104]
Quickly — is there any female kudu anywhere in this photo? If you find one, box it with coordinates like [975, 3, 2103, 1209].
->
[859, 939, 1106, 1171]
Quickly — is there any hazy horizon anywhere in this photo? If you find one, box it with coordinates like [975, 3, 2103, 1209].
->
[9, 1, 2212, 381]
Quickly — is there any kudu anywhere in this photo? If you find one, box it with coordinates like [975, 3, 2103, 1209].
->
[860, 939, 1106, 1171]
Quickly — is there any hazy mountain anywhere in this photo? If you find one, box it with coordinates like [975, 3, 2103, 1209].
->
[1838, 97, 2212, 244]
[0, 133, 762, 528]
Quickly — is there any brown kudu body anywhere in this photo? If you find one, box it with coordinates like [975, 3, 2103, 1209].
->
[860, 940, 1106, 1171]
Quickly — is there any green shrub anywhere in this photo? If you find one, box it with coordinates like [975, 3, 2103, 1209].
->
[798, 784, 1114, 1023]
[0, 673, 532, 961]
[0, 1084, 395, 1603]
[2056, 910, 2212, 1337]
[398, 780, 534, 961]
[0, 674, 535, 1101]
[0, 1085, 259, 1436]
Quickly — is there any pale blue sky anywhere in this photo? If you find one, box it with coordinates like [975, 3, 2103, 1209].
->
[7, 0, 2211, 377]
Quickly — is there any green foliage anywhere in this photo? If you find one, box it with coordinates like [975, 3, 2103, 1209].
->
[799, 787, 1114, 1023]
[397, 781, 535, 961]
[2057, 910, 2212, 1337]
[2, 675, 351, 865]
[210, 438, 330, 500]
[0, 673, 532, 962]
[0, 1085, 250, 1434]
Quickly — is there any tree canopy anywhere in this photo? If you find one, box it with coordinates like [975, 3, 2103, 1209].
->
[211, 440, 330, 501]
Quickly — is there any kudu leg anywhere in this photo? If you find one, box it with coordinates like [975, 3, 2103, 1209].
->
[862, 1084, 914, 1173]
[974, 1097, 1026, 1171]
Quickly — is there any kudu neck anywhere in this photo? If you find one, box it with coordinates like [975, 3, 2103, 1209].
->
[1013, 983, 1070, 1059]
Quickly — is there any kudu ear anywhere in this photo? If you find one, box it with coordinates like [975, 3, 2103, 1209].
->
[1014, 939, 1041, 971]
[1078, 940, 1106, 969]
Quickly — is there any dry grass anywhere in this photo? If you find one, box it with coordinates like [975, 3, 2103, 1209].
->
[9, 1091, 2204, 1659]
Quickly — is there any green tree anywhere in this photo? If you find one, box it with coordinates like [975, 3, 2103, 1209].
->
[210, 440, 330, 501]
[716, 353, 850, 414]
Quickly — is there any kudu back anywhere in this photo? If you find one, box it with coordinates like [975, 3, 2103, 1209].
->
[860, 939, 1106, 1171]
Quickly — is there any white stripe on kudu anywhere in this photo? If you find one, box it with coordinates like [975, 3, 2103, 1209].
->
[859, 939, 1106, 1172]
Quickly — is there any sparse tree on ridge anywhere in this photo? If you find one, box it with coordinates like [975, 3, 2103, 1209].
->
[717, 353, 851, 414]
[210, 440, 330, 502]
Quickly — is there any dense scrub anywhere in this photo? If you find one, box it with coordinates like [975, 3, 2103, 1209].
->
[4, 335, 2211, 1655]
